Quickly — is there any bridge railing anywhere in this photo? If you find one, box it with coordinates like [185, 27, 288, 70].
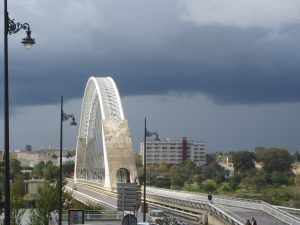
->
[209, 203, 245, 225]
[275, 206, 300, 216]
[82, 210, 120, 221]
[146, 191, 245, 225]
[212, 196, 300, 225]
[65, 186, 117, 210]
[52, 210, 121, 222]
[147, 187, 300, 225]
[260, 202, 300, 225]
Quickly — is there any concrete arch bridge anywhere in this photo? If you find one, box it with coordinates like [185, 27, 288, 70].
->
[74, 76, 138, 190]
[70, 77, 300, 225]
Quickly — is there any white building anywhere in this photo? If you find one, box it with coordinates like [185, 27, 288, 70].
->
[140, 137, 206, 167]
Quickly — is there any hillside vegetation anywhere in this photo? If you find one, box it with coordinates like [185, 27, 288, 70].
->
[135, 148, 300, 208]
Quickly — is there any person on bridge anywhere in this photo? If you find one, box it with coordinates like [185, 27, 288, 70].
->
[245, 219, 251, 225]
[251, 218, 257, 225]
[208, 192, 212, 203]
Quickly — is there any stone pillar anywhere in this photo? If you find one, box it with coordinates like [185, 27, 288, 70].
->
[102, 119, 138, 190]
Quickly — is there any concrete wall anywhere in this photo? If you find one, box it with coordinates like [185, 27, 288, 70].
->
[25, 179, 46, 198]
[102, 120, 138, 190]
[209, 214, 231, 225]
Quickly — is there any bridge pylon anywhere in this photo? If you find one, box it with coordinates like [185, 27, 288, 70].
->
[74, 77, 138, 190]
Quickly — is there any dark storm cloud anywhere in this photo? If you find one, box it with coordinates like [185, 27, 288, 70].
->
[3, 0, 300, 152]
[2, 0, 300, 107]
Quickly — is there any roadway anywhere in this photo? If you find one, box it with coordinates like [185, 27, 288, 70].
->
[70, 183, 117, 209]
[67, 181, 299, 225]
[147, 187, 290, 225]
[218, 205, 286, 225]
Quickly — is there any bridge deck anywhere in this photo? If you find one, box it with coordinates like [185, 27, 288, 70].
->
[67, 181, 298, 225]
[146, 187, 290, 224]
[68, 183, 117, 210]
[220, 205, 287, 225]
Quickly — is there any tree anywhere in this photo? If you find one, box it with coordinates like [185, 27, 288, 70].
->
[10, 178, 26, 225]
[251, 175, 266, 192]
[157, 160, 169, 174]
[170, 165, 184, 189]
[201, 162, 223, 179]
[154, 176, 171, 188]
[146, 164, 158, 185]
[32, 161, 45, 179]
[295, 175, 300, 191]
[180, 160, 196, 185]
[254, 146, 267, 162]
[28, 179, 73, 225]
[63, 160, 75, 177]
[134, 154, 143, 183]
[62, 179, 74, 210]
[228, 174, 241, 192]
[193, 174, 202, 188]
[205, 154, 216, 164]
[134, 154, 143, 169]
[66, 151, 73, 158]
[28, 182, 57, 225]
[46, 160, 53, 168]
[44, 164, 58, 182]
[219, 183, 232, 193]
[262, 148, 294, 173]
[213, 171, 226, 184]
[10, 159, 22, 181]
[271, 172, 290, 186]
[202, 181, 216, 193]
[294, 151, 300, 162]
[232, 151, 255, 173]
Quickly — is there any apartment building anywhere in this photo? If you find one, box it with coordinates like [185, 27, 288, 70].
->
[140, 137, 206, 167]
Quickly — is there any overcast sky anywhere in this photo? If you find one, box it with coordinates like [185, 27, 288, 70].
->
[1, 0, 300, 152]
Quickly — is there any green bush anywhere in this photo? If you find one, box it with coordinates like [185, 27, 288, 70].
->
[219, 183, 232, 193]
[202, 181, 217, 193]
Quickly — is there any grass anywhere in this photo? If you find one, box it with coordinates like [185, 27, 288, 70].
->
[180, 182, 300, 208]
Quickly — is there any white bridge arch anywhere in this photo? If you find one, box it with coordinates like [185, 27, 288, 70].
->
[74, 77, 138, 190]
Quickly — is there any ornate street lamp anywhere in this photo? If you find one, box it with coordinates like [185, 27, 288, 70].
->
[8, 18, 35, 48]
[3, 1, 35, 224]
[59, 96, 77, 225]
[143, 118, 159, 222]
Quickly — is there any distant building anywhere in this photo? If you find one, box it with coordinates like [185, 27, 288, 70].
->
[140, 137, 206, 167]
[9, 148, 75, 167]
[25, 145, 32, 151]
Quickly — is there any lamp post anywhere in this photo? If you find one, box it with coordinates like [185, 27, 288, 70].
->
[3, 1, 35, 224]
[59, 96, 77, 225]
[143, 118, 159, 222]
